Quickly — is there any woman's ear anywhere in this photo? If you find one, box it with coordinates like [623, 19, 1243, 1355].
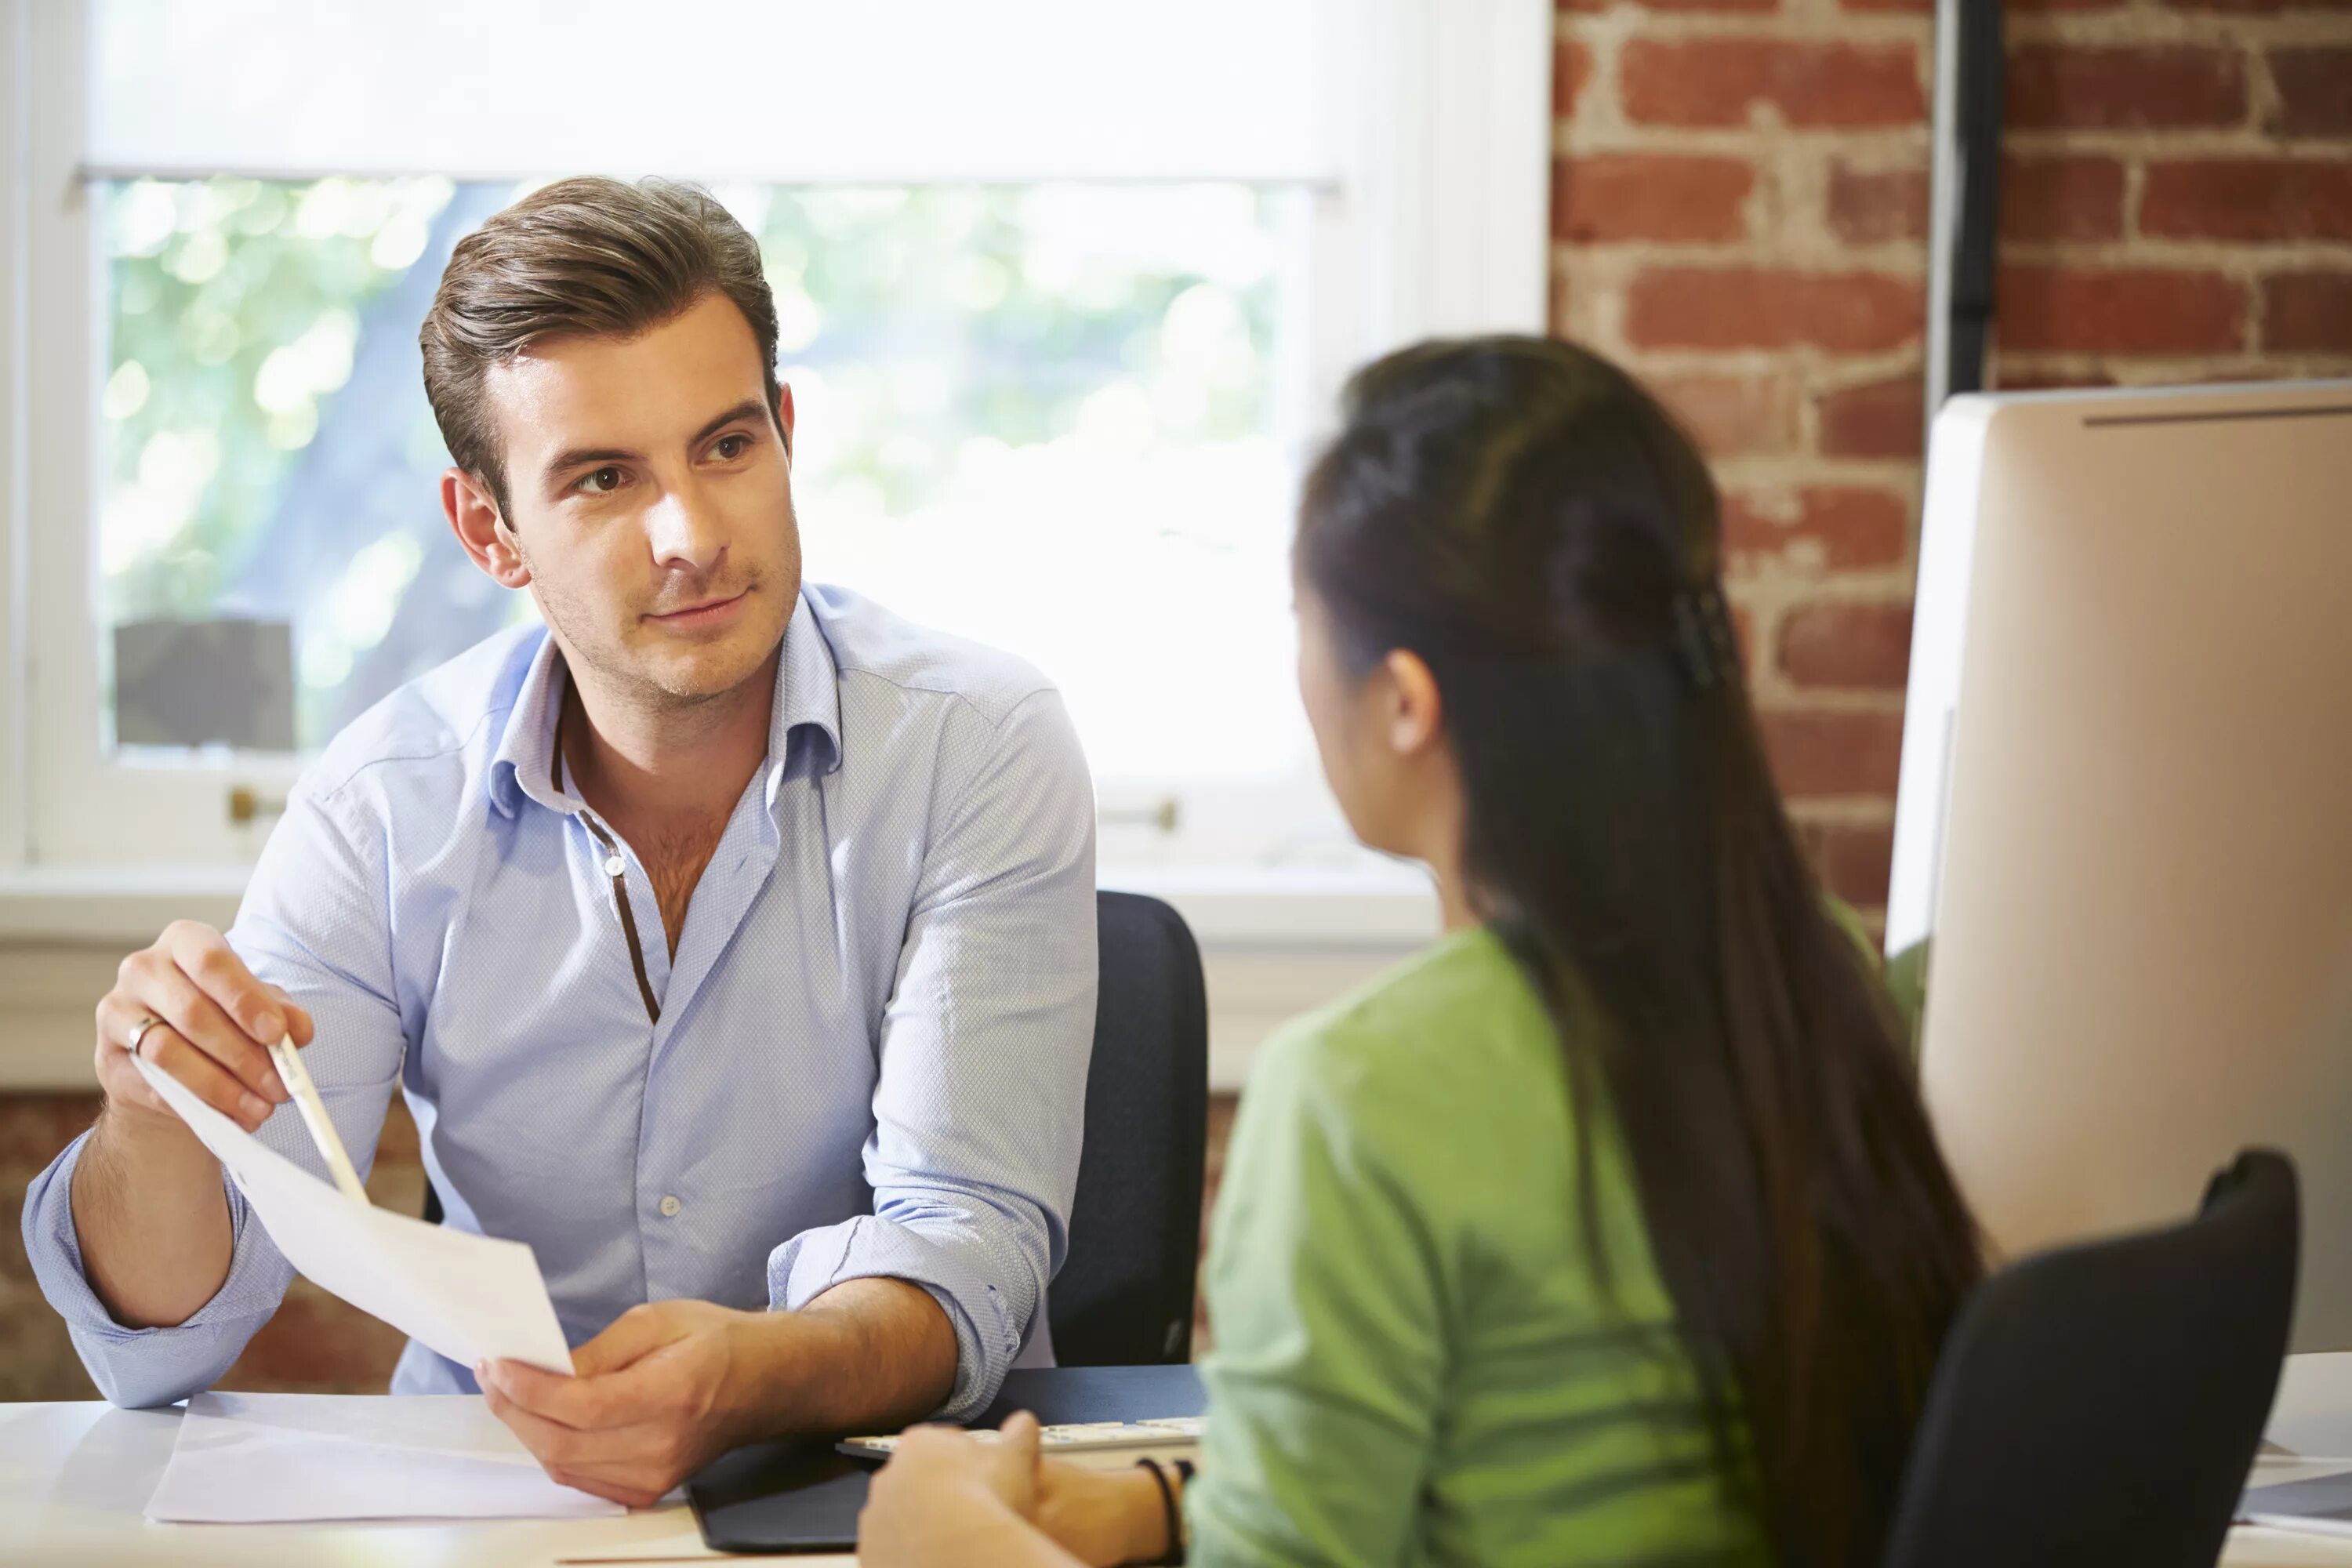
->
[1382, 648, 1445, 757]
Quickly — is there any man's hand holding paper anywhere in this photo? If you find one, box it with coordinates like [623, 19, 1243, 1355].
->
[480, 1279, 963, 1506]
[65, 923, 321, 1342]
[480, 1298, 750, 1507]
[98, 918, 314, 1136]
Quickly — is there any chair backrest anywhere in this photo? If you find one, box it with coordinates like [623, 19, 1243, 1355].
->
[1880, 1148, 2299, 1568]
[1047, 891, 1210, 1367]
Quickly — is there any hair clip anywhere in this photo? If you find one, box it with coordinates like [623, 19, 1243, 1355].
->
[1671, 585, 1739, 690]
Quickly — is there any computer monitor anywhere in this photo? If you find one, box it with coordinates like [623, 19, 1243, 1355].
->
[1889, 378, 2352, 1352]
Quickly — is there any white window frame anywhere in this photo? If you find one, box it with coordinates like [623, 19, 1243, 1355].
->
[0, 0, 28, 878]
[1, 0, 1550, 937]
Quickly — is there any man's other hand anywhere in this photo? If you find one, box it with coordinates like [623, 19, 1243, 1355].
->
[478, 1298, 766, 1508]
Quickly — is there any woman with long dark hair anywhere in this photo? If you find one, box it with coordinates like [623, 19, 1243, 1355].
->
[858, 336, 1982, 1568]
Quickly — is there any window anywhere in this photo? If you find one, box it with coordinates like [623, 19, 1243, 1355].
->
[7, 0, 1549, 884]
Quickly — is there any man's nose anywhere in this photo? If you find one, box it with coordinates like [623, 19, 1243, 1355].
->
[644, 481, 725, 575]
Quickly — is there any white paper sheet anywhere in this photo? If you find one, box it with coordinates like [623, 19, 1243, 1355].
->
[145, 1392, 625, 1522]
[2246, 1515, 2352, 1538]
[130, 1051, 575, 1375]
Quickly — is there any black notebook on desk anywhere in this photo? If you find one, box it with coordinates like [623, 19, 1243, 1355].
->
[689, 1363, 1207, 1554]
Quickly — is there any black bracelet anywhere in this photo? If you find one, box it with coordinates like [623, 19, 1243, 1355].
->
[1134, 1457, 1185, 1566]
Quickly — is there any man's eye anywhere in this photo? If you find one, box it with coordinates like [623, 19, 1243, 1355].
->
[579, 466, 623, 494]
[714, 435, 750, 460]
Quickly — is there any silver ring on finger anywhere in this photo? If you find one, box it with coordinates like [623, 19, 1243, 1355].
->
[125, 1014, 165, 1054]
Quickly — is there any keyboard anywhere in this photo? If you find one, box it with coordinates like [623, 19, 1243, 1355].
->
[838, 1417, 1205, 1459]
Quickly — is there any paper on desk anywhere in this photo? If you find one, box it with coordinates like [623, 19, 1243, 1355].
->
[2245, 1515, 2352, 1538]
[145, 1392, 625, 1522]
[130, 1051, 574, 1375]
[2239, 1461, 2352, 1537]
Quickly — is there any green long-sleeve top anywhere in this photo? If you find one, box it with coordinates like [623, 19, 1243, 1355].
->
[1184, 926, 1772, 1567]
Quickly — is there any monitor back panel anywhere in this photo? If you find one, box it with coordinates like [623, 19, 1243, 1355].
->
[1916, 382, 2352, 1351]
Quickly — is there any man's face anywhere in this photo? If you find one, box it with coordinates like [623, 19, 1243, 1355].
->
[478, 292, 800, 710]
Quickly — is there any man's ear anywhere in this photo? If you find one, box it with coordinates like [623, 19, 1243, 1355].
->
[774, 381, 797, 463]
[442, 468, 531, 588]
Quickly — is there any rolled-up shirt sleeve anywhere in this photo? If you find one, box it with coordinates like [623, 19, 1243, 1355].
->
[766, 686, 1098, 1420]
[20, 780, 408, 1408]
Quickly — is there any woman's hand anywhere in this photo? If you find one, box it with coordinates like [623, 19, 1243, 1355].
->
[858, 1412, 1048, 1564]
[1034, 1454, 1177, 1568]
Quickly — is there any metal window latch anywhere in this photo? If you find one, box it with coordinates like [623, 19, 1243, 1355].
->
[227, 786, 288, 826]
[1098, 797, 1181, 835]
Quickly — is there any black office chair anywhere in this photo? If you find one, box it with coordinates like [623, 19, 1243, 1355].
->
[1047, 891, 1209, 1366]
[1880, 1148, 2299, 1568]
[423, 890, 1211, 1367]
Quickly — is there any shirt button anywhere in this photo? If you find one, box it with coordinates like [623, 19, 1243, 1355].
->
[659, 1195, 681, 1218]
[604, 854, 625, 877]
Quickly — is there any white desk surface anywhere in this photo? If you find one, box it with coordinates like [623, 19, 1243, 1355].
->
[11, 1356, 2352, 1565]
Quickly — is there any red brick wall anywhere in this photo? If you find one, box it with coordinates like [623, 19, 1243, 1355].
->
[1, 1094, 420, 1399]
[1552, 0, 2352, 924]
[0, 1098, 96, 1399]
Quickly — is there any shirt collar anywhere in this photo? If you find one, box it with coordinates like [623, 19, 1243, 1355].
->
[486, 591, 842, 821]
[487, 629, 569, 819]
[768, 591, 843, 798]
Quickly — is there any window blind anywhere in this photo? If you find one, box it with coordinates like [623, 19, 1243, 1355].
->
[86, 0, 1334, 185]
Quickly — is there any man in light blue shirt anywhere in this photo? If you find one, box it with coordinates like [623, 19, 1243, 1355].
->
[21, 177, 1097, 1506]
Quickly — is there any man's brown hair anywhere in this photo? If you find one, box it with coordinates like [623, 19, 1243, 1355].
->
[419, 176, 782, 518]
